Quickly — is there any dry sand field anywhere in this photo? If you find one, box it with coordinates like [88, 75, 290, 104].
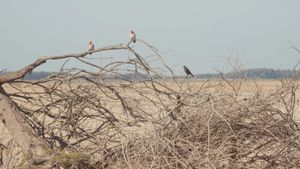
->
[4, 79, 300, 117]
[2, 79, 300, 136]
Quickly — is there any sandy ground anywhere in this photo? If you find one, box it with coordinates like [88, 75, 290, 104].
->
[3, 79, 300, 120]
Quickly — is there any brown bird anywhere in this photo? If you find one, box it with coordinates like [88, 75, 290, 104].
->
[129, 30, 136, 43]
[183, 65, 194, 77]
[88, 40, 94, 54]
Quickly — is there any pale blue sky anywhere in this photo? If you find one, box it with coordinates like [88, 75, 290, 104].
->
[1, 1, 300, 74]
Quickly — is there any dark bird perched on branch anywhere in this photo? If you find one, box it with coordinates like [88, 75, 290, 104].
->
[129, 30, 136, 43]
[183, 65, 194, 77]
[88, 40, 94, 54]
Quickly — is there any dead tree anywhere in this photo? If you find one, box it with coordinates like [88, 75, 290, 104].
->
[1, 40, 300, 169]
[0, 41, 180, 168]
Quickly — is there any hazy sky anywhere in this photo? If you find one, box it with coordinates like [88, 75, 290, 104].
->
[1, 1, 300, 74]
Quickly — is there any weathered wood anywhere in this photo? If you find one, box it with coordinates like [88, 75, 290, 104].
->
[0, 86, 48, 159]
[0, 44, 128, 84]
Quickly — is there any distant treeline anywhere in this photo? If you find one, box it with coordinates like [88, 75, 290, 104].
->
[195, 68, 298, 79]
[1, 68, 298, 80]
[24, 71, 56, 80]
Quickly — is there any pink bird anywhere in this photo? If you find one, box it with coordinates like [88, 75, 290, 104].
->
[129, 30, 136, 43]
[88, 40, 94, 54]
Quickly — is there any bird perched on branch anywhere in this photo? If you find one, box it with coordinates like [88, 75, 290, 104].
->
[88, 40, 94, 54]
[129, 30, 136, 43]
[183, 65, 194, 77]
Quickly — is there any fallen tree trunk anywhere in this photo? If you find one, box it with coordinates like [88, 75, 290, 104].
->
[0, 87, 55, 169]
[0, 85, 49, 161]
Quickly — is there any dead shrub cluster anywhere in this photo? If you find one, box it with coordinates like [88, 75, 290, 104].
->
[103, 78, 300, 169]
